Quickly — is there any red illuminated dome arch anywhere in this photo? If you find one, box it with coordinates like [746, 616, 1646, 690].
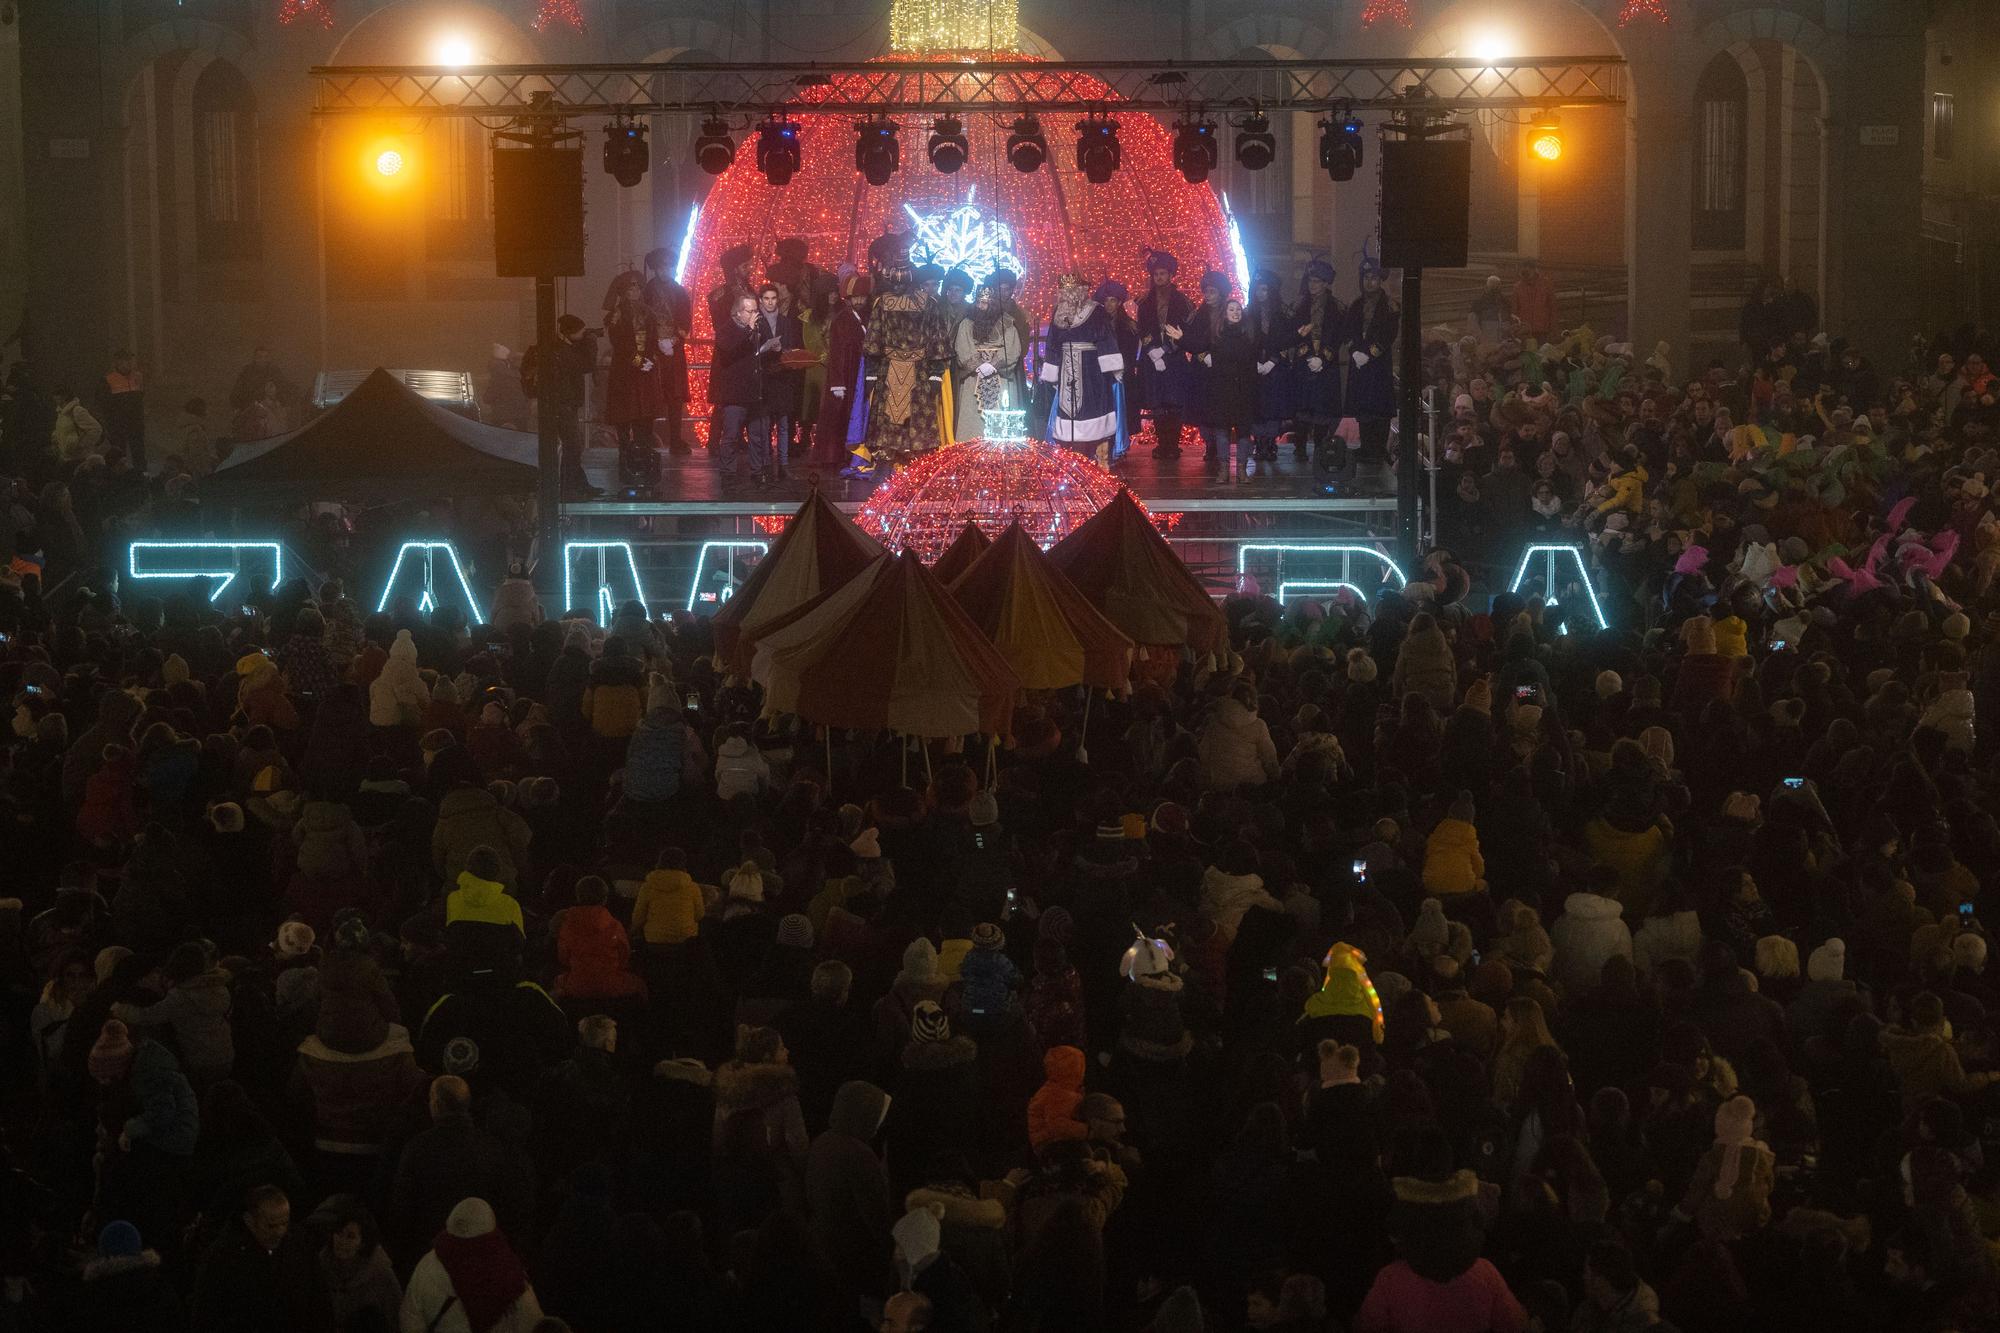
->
[678, 55, 1239, 415]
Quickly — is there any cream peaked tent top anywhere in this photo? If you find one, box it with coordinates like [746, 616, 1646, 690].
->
[712, 487, 884, 675]
[752, 550, 1021, 739]
[929, 520, 992, 587]
[949, 522, 1133, 692]
[1046, 488, 1227, 653]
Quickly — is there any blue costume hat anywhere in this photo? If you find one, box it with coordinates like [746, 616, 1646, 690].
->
[1198, 268, 1230, 297]
[1305, 258, 1336, 284]
[1092, 278, 1129, 303]
[1143, 247, 1180, 277]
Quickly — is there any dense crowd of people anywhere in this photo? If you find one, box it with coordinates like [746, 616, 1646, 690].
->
[3, 267, 2000, 1333]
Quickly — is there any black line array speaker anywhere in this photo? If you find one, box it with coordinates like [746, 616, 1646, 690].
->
[1380, 138, 1471, 270]
[493, 143, 586, 277]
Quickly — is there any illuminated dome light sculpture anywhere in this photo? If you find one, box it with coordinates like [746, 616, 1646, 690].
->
[675, 0, 1239, 421]
[858, 403, 1137, 563]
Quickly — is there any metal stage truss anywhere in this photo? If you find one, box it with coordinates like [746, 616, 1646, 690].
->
[311, 56, 1626, 118]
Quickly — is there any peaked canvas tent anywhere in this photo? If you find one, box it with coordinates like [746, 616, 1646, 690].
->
[713, 487, 885, 674]
[950, 522, 1132, 692]
[203, 367, 539, 504]
[1047, 488, 1227, 656]
[929, 521, 992, 587]
[752, 550, 1020, 739]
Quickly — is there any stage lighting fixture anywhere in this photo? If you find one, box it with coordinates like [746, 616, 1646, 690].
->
[756, 115, 802, 187]
[693, 116, 736, 175]
[1234, 112, 1275, 171]
[854, 117, 900, 185]
[927, 114, 968, 174]
[1171, 117, 1218, 184]
[602, 118, 648, 188]
[1319, 113, 1365, 182]
[1529, 114, 1564, 162]
[374, 148, 405, 177]
[1074, 115, 1122, 185]
[1005, 115, 1047, 172]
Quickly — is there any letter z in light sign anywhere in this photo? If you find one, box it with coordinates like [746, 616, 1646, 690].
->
[127, 542, 283, 604]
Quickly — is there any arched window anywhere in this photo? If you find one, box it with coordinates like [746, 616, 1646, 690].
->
[192, 60, 259, 260]
[1692, 54, 1747, 251]
[426, 118, 492, 259]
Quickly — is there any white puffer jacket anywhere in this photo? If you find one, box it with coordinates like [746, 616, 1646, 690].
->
[398, 1250, 543, 1333]
[1632, 909, 1704, 975]
[368, 631, 429, 728]
[1549, 891, 1633, 993]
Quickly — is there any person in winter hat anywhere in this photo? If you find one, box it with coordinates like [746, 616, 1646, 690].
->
[431, 761, 533, 890]
[444, 845, 526, 972]
[112, 940, 234, 1084]
[630, 847, 706, 946]
[1026, 1045, 1089, 1150]
[1422, 791, 1487, 897]
[72, 1217, 181, 1330]
[1878, 990, 2000, 1113]
[876, 938, 948, 1069]
[1119, 928, 1192, 1062]
[713, 723, 773, 801]
[1787, 938, 1858, 1049]
[881, 1003, 981, 1200]
[1550, 888, 1634, 995]
[368, 630, 429, 729]
[1299, 942, 1385, 1051]
[1025, 926, 1086, 1051]
[398, 1198, 543, 1333]
[1676, 1095, 1775, 1241]
[891, 1201, 984, 1332]
[581, 637, 647, 741]
[554, 874, 648, 1001]
[959, 922, 1021, 1029]
[1406, 898, 1450, 959]
[1197, 682, 1280, 789]
[89, 1018, 200, 1158]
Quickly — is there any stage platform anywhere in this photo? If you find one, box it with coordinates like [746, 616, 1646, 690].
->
[560, 444, 1399, 519]
[556, 442, 1404, 611]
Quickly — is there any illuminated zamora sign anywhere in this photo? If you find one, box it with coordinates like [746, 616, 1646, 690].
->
[904, 188, 1024, 287]
[123, 537, 1585, 619]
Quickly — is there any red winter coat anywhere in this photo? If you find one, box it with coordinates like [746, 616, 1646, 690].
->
[1025, 1045, 1089, 1150]
[77, 749, 140, 843]
[554, 905, 648, 1001]
[1671, 653, 1740, 719]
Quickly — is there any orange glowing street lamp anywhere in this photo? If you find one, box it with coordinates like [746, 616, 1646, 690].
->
[374, 148, 406, 177]
[1529, 114, 1564, 163]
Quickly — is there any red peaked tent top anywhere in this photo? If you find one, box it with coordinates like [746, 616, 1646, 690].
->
[950, 522, 1132, 692]
[929, 521, 993, 588]
[753, 550, 1021, 739]
[1047, 489, 1227, 654]
[712, 487, 883, 674]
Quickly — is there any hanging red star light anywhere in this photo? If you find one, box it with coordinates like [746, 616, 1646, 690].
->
[1618, 0, 1671, 25]
[278, 0, 335, 27]
[1361, 0, 1414, 30]
[533, 0, 586, 32]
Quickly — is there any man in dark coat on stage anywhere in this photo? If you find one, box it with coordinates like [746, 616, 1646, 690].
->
[643, 247, 694, 455]
[1135, 249, 1194, 459]
[1344, 260, 1400, 490]
[815, 273, 871, 471]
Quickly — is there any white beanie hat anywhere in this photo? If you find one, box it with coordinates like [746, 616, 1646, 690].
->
[1954, 932, 1988, 972]
[1806, 938, 1845, 983]
[445, 1198, 498, 1239]
[1595, 670, 1623, 699]
[891, 1204, 944, 1268]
